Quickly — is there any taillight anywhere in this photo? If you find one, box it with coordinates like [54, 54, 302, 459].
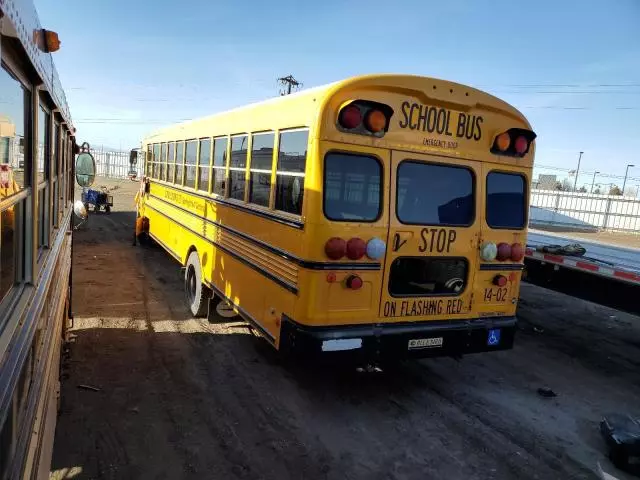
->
[479, 242, 497, 261]
[496, 242, 512, 261]
[364, 110, 386, 133]
[511, 243, 525, 261]
[490, 128, 536, 157]
[366, 237, 386, 260]
[325, 237, 346, 260]
[339, 105, 362, 129]
[493, 275, 508, 287]
[346, 275, 363, 290]
[346, 238, 366, 260]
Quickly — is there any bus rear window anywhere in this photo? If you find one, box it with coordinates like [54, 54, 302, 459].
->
[397, 161, 474, 226]
[323, 153, 381, 222]
[486, 172, 526, 229]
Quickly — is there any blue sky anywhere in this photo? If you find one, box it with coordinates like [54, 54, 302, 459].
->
[37, 0, 640, 188]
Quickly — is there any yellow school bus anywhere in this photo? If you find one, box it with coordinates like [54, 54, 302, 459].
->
[134, 74, 535, 361]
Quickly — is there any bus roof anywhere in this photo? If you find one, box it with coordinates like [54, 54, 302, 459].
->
[144, 74, 530, 143]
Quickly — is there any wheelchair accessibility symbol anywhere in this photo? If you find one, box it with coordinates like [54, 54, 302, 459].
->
[487, 329, 501, 346]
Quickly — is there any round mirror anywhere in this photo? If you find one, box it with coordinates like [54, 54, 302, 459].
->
[76, 152, 96, 187]
[73, 200, 88, 220]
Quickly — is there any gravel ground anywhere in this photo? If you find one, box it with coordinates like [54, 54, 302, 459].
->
[51, 178, 640, 480]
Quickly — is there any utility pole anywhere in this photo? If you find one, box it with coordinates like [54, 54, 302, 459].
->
[278, 75, 302, 95]
[590, 171, 599, 193]
[573, 151, 583, 191]
[622, 163, 635, 196]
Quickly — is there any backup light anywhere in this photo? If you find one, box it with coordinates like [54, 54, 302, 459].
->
[480, 242, 498, 261]
[366, 237, 386, 260]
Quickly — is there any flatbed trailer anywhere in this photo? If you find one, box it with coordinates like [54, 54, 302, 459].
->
[524, 231, 640, 315]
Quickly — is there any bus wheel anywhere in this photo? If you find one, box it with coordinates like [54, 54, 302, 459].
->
[185, 251, 209, 317]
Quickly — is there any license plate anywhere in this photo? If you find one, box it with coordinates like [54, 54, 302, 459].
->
[408, 337, 443, 349]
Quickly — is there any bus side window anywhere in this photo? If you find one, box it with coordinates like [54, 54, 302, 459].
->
[275, 129, 308, 215]
[229, 135, 248, 201]
[249, 132, 274, 207]
[167, 142, 175, 183]
[212, 137, 228, 196]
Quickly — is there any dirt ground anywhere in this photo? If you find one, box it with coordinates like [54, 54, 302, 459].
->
[51, 178, 640, 480]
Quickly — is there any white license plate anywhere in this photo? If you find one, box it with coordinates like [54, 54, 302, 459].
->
[408, 337, 443, 349]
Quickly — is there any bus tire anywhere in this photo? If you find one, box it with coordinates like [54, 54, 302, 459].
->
[185, 251, 209, 317]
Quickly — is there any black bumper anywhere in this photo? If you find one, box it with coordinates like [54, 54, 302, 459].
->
[279, 315, 516, 361]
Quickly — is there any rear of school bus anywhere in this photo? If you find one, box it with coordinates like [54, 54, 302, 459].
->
[280, 74, 535, 360]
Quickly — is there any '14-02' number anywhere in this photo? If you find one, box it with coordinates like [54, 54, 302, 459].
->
[483, 287, 507, 303]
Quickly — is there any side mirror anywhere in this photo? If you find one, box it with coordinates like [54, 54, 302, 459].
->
[75, 151, 96, 188]
[129, 149, 138, 166]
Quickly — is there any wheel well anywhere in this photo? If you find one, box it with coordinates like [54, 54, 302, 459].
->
[185, 245, 197, 266]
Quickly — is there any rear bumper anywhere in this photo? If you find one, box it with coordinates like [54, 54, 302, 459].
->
[279, 315, 516, 361]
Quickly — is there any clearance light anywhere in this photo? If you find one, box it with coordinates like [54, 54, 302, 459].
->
[366, 237, 386, 260]
[339, 105, 362, 129]
[479, 242, 498, 261]
[364, 110, 387, 133]
[325, 237, 346, 260]
[34, 29, 61, 53]
[346, 275, 363, 290]
[496, 242, 512, 261]
[493, 275, 508, 287]
[346, 238, 367, 260]
[511, 243, 525, 261]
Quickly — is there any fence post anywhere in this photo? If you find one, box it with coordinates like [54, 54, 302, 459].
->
[603, 196, 612, 230]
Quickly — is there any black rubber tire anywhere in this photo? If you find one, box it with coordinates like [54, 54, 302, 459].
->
[185, 251, 209, 317]
[105, 205, 111, 214]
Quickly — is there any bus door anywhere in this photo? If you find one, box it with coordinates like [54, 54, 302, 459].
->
[379, 151, 480, 326]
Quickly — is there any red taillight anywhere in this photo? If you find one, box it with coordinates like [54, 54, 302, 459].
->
[511, 243, 525, 261]
[339, 105, 362, 129]
[493, 275, 508, 287]
[346, 238, 366, 260]
[514, 136, 528, 155]
[346, 275, 363, 290]
[325, 237, 346, 260]
[496, 242, 512, 261]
